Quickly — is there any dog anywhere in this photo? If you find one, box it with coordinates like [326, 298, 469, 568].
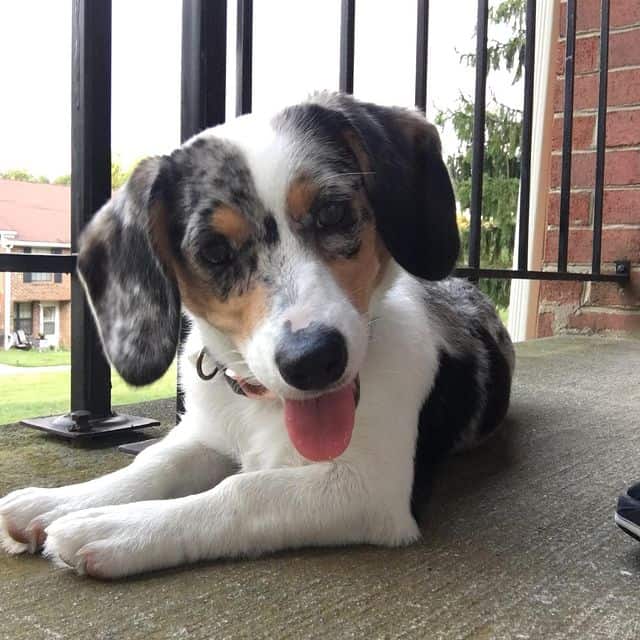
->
[0, 93, 514, 579]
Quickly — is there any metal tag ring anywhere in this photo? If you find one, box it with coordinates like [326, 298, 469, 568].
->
[196, 349, 218, 381]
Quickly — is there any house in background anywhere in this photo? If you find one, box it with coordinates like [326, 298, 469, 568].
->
[0, 179, 71, 349]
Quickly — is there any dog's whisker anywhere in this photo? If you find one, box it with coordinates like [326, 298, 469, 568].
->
[316, 171, 375, 187]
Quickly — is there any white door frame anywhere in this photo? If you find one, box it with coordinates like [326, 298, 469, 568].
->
[40, 302, 59, 348]
[507, 0, 559, 342]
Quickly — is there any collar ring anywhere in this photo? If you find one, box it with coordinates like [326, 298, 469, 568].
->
[196, 349, 218, 381]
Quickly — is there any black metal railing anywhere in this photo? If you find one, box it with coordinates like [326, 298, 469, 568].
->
[0, 0, 630, 436]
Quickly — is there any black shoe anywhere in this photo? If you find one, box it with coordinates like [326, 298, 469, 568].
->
[626, 481, 640, 501]
[615, 488, 640, 542]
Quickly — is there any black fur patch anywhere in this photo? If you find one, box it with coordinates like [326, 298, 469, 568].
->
[411, 349, 480, 518]
[476, 326, 512, 438]
[264, 215, 279, 246]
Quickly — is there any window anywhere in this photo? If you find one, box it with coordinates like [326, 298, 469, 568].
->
[14, 303, 32, 334]
[23, 247, 59, 283]
[30, 271, 53, 283]
[42, 306, 56, 336]
[52, 248, 63, 283]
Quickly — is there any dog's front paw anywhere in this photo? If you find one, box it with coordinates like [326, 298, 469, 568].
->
[43, 502, 178, 579]
[0, 486, 78, 554]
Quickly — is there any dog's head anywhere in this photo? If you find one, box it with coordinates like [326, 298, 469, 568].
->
[78, 93, 458, 459]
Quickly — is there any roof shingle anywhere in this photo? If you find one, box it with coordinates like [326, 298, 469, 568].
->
[0, 179, 70, 244]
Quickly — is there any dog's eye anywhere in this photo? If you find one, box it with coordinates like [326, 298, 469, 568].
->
[317, 203, 349, 229]
[201, 236, 234, 266]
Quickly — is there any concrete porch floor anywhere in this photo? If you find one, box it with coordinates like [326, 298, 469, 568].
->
[0, 336, 639, 639]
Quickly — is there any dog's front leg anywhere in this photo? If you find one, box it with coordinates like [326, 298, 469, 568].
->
[43, 462, 420, 579]
[0, 424, 234, 554]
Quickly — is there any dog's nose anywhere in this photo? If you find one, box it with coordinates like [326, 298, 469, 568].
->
[275, 324, 348, 391]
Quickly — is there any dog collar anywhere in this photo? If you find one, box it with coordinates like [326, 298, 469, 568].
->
[195, 348, 274, 399]
[195, 348, 244, 396]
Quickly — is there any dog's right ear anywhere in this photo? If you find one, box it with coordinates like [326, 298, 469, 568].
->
[77, 156, 181, 386]
[293, 94, 459, 280]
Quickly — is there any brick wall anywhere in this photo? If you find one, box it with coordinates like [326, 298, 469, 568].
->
[7, 247, 71, 345]
[537, 0, 640, 336]
[11, 271, 71, 303]
[59, 301, 71, 349]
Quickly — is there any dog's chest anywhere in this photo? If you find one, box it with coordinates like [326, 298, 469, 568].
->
[230, 401, 305, 472]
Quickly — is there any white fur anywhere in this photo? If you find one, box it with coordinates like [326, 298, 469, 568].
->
[0, 115, 448, 579]
[0, 267, 438, 578]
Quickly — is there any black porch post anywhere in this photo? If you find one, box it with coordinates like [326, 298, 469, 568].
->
[176, 0, 228, 419]
[22, 0, 159, 439]
[69, 0, 112, 418]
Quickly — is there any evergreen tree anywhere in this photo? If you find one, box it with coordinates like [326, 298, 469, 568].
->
[436, 0, 525, 310]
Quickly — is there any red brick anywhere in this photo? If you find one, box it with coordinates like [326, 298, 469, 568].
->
[550, 150, 640, 189]
[551, 114, 595, 150]
[544, 227, 640, 263]
[557, 29, 640, 75]
[586, 274, 640, 307]
[556, 36, 600, 76]
[610, 27, 640, 69]
[539, 280, 584, 304]
[11, 272, 71, 302]
[609, 69, 640, 108]
[31, 302, 40, 338]
[537, 311, 554, 338]
[560, 0, 640, 36]
[611, 0, 640, 29]
[560, 1, 600, 35]
[604, 150, 640, 185]
[607, 109, 640, 147]
[567, 309, 640, 332]
[59, 301, 71, 349]
[603, 189, 640, 224]
[554, 74, 596, 112]
[547, 191, 591, 226]
[554, 68, 640, 113]
[549, 154, 594, 189]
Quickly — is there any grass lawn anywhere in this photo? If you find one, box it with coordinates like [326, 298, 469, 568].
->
[0, 349, 71, 367]
[0, 304, 510, 425]
[0, 363, 177, 425]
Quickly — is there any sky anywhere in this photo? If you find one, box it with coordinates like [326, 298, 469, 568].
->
[0, 0, 523, 181]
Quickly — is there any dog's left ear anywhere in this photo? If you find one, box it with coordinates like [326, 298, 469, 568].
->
[322, 96, 459, 280]
[77, 157, 181, 386]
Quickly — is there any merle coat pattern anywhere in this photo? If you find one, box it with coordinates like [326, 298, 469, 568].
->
[0, 93, 514, 578]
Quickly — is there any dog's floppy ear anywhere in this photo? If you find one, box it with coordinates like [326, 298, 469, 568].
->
[77, 156, 181, 386]
[317, 95, 459, 280]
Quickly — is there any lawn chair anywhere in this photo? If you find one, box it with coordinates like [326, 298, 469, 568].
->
[12, 330, 32, 350]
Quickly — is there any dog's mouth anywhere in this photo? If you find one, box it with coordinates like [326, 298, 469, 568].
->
[225, 368, 360, 462]
[224, 368, 275, 399]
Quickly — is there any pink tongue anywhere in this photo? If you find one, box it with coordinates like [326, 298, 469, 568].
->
[284, 385, 356, 461]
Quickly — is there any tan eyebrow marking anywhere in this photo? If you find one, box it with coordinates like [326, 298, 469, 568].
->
[286, 175, 319, 222]
[175, 262, 268, 342]
[148, 201, 266, 344]
[324, 222, 390, 314]
[210, 205, 251, 245]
